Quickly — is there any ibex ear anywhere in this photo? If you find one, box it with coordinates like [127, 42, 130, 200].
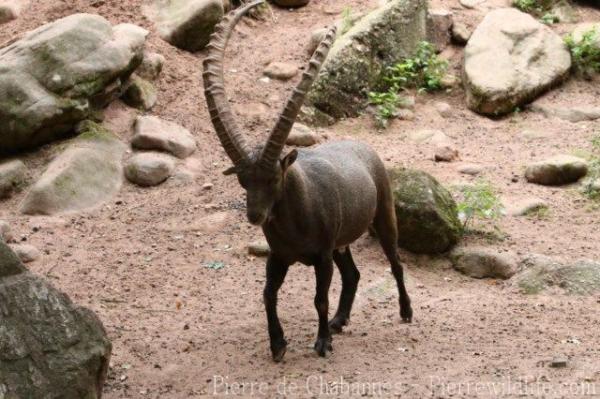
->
[280, 149, 298, 172]
[223, 166, 238, 176]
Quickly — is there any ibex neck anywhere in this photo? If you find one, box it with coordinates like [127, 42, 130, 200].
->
[270, 164, 307, 224]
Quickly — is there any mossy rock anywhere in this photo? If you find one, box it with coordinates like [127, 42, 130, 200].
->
[307, 0, 428, 119]
[389, 168, 462, 254]
[516, 255, 600, 295]
[0, 14, 147, 154]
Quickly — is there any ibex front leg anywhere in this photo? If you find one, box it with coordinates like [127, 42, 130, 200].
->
[264, 255, 289, 362]
[313, 254, 334, 357]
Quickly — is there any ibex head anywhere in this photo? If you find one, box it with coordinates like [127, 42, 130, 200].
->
[202, 0, 336, 226]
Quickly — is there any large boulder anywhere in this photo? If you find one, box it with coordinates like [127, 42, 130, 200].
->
[389, 168, 462, 254]
[463, 8, 571, 116]
[0, 13, 147, 154]
[154, 0, 224, 52]
[0, 241, 111, 398]
[515, 255, 600, 295]
[20, 122, 126, 215]
[307, 0, 428, 119]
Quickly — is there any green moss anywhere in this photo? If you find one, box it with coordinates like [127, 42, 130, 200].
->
[75, 120, 116, 143]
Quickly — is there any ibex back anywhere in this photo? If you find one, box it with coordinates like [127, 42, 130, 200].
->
[203, 0, 413, 362]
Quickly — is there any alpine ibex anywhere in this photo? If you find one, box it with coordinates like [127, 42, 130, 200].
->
[202, 0, 412, 362]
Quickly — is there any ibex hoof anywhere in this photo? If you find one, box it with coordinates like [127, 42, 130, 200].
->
[328, 317, 347, 334]
[401, 307, 413, 323]
[271, 339, 287, 363]
[314, 337, 333, 357]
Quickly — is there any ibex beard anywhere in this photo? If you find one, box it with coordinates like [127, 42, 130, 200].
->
[203, 0, 413, 363]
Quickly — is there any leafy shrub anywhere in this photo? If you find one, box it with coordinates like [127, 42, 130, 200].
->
[565, 28, 600, 77]
[455, 180, 504, 232]
[368, 41, 448, 128]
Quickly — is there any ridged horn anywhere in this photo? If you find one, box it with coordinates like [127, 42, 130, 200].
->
[202, 0, 265, 166]
[259, 25, 337, 166]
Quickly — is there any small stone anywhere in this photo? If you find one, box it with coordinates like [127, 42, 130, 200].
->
[525, 155, 588, 186]
[248, 241, 270, 257]
[202, 183, 213, 190]
[121, 75, 157, 111]
[550, 356, 568, 368]
[458, 163, 484, 176]
[434, 101, 452, 118]
[264, 62, 298, 81]
[125, 153, 175, 187]
[0, 221, 13, 243]
[408, 130, 449, 144]
[286, 123, 319, 147]
[451, 22, 471, 45]
[137, 52, 165, 81]
[132, 116, 196, 159]
[450, 247, 518, 279]
[10, 244, 41, 263]
[505, 197, 548, 217]
[440, 74, 458, 88]
[0, 159, 27, 199]
[0, 1, 24, 24]
[434, 144, 459, 162]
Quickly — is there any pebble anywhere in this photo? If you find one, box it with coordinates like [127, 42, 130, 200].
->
[264, 62, 298, 80]
[248, 241, 270, 257]
[11, 244, 41, 263]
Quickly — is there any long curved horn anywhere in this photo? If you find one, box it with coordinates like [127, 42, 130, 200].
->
[259, 25, 337, 166]
[203, 0, 265, 166]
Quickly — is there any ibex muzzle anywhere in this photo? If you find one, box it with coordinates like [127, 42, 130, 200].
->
[203, 0, 413, 362]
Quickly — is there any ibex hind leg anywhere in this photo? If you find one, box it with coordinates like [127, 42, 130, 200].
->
[373, 201, 413, 323]
[329, 247, 360, 334]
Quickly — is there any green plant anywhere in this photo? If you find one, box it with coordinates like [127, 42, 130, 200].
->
[368, 41, 448, 128]
[565, 28, 600, 77]
[340, 7, 354, 35]
[455, 180, 504, 232]
[512, 0, 555, 15]
[541, 12, 559, 24]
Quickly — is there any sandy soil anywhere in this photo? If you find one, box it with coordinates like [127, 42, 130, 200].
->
[1, 0, 600, 398]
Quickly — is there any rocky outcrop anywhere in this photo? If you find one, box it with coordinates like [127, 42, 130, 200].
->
[0, 13, 147, 153]
[463, 8, 571, 116]
[389, 168, 462, 254]
[0, 241, 112, 398]
[20, 122, 126, 215]
[307, 0, 428, 119]
[154, 0, 224, 52]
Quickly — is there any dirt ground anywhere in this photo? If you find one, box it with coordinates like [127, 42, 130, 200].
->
[1, 0, 600, 397]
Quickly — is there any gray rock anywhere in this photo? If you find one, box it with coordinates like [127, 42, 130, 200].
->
[307, 0, 428, 119]
[525, 155, 588, 186]
[427, 9, 453, 52]
[389, 168, 462, 254]
[515, 255, 600, 295]
[248, 240, 270, 257]
[0, 220, 12, 243]
[457, 163, 484, 176]
[505, 197, 548, 216]
[0, 13, 147, 153]
[459, 0, 485, 9]
[530, 103, 600, 123]
[10, 243, 40, 263]
[20, 121, 126, 215]
[121, 74, 157, 111]
[264, 62, 299, 80]
[155, 0, 224, 52]
[0, 241, 112, 398]
[0, 159, 26, 199]
[272, 0, 310, 7]
[132, 115, 196, 158]
[464, 8, 571, 116]
[137, 51, 165, 81]
[451, 21, 471, 45]
[125, 152, 175, 187]
[285, 123, 319, 147]
[550, 356, 568, 368]
[450, 246, 518, 279]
